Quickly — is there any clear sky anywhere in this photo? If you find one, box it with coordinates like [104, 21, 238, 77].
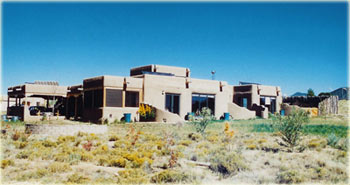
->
[2, 2, 348, 96]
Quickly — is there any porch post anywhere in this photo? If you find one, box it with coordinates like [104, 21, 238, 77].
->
[74, 96, 78, 119]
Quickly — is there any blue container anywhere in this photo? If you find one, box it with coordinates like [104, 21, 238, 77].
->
[1, 115, 7, 122]
[124, 113, 131, 123]
[224, 112, 230, 121]
[11, 116, 19, 122]
[281, 109, 285, 116]
[186, 112, 195, 120]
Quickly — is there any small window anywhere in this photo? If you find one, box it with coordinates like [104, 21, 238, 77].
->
[242, 98, 248, 108]
[106, 89, 122, 107]
[125, 91, 139, 107]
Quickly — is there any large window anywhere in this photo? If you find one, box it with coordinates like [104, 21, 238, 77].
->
[125, 91, 139, 107]
[192, 94, 215, 114]
[106, 89, 122, 107]
[84, 90, 93, 108]
[165, 93, 180, 114]
[84, 89, 103, 108]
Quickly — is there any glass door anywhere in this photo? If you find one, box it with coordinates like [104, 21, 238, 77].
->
[165, 93, 180, 114]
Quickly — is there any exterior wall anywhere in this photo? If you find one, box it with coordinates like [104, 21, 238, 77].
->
[84, 76, 143, 123]
[130, 64, 189, 77]
[233, 84, 282, 115]
[227, 102, 256, 120]
[154, 65, 189, 77]
[143, 74, 231, 119]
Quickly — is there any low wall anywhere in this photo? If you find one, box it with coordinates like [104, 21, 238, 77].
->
[25, 124, 108, 136]
[154, 107, 184, 123]
[227, 103, 256, 120]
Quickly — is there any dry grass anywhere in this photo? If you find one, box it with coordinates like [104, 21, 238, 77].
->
[1, 117, 348, 184]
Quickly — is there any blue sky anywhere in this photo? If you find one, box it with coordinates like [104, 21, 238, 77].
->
[2, 2, 348, 96]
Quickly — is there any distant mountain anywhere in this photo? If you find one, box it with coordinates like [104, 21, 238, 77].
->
[291, 92, 307, 97]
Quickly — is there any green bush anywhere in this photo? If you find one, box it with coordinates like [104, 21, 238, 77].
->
[327, 133, 340, 148]
[190, 107, 215, 135]
[273, 109, 309, 147]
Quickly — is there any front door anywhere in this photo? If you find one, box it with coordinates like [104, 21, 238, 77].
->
[165, 93, 180, 115]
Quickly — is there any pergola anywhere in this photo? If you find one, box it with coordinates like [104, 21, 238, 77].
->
[7, 82, 67, 121]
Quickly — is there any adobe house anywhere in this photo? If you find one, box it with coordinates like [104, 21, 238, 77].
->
[7, 65, 282, 123]
[7, 82, 67, 121]
[75, 65, 281, 123]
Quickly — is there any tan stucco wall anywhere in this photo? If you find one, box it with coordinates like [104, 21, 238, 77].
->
[154, 107, 184, 123]
[101, 107, 139, 123]
[227, 102, 256, 120]
[143, 75, 231, 119]
[242, 84, 282, 113]
[24, 84, 67, 97]
[154, 65, 189, 77]
[103, 76, 143, 89]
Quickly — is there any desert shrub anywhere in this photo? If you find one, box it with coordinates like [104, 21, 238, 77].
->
[246, 144, 257, 150]
[35, 168, 49, 178]
[188, 133, 202, 141]
[117, 169, 149, 184]
[109, 157, 126, 168]
[151, 170, 192, 183]
[48, 162, 72, 173]
[97, 156, 109, 166]
[209, 148, 247, 177]
[273, 109, 309, 147]
[68, 153, 82, 165]
[1, 159, 14, 169]
[178, 140, 192, 146]
[57, 135, 76, 144]
[307, 138, 327, 149]
[139, 103, 156, 122]
[336, 138, 349, 151]
[11, 130, 21, 141]
[190, 107, 215, 135]
[327, 133, 340, 148]
[16, 150, 31, 159]
[54, 153, 70, 162]
[13, 141, 28, 149]
[276, 170, 304, 184]
[79, 151, 93, 162]
[109, 135, 120, 141]
[67, 173, 91, 184]
[42, 140, 57, 147]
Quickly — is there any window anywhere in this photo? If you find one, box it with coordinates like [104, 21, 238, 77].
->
[93, 89, 103, 108]
[125, 91, 139, 107]
[106, 89, 122, 107]
[192, 94, 215, 114]
[165, 93, 180, 114]
[84, 90, 93, 108]
[260, 97, 265, 105]
[242, 98, 248, 108]
[84, 89, 103, 108]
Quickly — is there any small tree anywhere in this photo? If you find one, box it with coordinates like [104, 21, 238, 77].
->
[307, 88, 315, 97]
[190, 107, 215, 135]
[273, 109, 310, 147]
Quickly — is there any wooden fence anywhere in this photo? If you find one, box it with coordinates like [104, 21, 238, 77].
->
[318, 96, 338, 115]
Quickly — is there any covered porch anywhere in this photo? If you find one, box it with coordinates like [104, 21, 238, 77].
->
[7, 82, 68, 121]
